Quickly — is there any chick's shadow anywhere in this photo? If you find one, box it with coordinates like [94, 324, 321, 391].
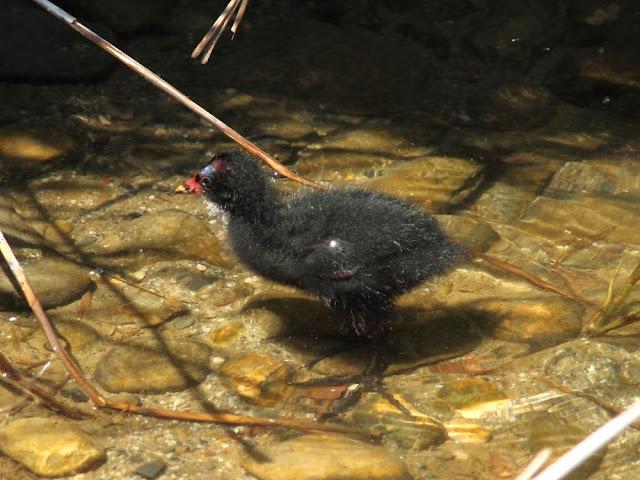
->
[243, 296, 491, 376]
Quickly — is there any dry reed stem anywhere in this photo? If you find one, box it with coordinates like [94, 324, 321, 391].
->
[192, 0, 245, 63]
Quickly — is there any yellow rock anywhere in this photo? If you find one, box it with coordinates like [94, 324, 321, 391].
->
[0, 125, 76, 166]
[0, 417, 104, 477]
[219, 352, 293, 406]
[242, 433, 411, 480]
[365, 155, 482, 211]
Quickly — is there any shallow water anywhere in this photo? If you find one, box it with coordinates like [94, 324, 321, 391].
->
[2, 1, 640, 479]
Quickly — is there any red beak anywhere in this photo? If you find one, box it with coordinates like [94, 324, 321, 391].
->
[175, 175, 203, 194]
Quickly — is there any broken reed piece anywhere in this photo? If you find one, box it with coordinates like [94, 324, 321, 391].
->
[191, 0, 250, 64]
[0, 227, 363, 436]
[584, 259, 640, 335]
[30, 0, 322, 190]
[0, 351, 86, 419]
[469, 248, 599, 306]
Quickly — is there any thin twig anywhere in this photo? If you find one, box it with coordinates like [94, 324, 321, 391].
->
[31, 0, 322, 190]
[0, 227, 361, 436]
[0, 228, 106, 406]
[535, 375, 640, 427]
[0, 351, 87, 419]
[469, 249, 599, 305]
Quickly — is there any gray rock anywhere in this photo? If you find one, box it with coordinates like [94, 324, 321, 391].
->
[0, 256, 93, 310]
[134, 460, 168, 479]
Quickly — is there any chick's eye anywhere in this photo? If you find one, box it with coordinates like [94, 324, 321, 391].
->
[197, 174, 212, 189]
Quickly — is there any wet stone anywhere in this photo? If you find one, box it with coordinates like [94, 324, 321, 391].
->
[60, 388, 91, 403]
[219, 352, 294, 406]
[125, 143, 199, 172]
[134, 460, 168, 479]
[242, 433, 411, 480]
[345, 394, 447, 450]
[437, 378, 509, 419]
[243, 294, 346, 339]
[543, 342, 622, 391]
[437, 215, 500, 252]
[516, 195, 640, 248]
[0, 417, 105, 477]
[306, 116, 437, 157]
[95, 338, 211, 394]
[60, 279, 188, 327]
[0, 202, 50, 248]
[84, 209, 230, 268]
[0, 124, 76, 177]
[0, 381, 27, 411]
[545, 158, 640, 201]
[28, 319, 100, 353]
[207, 321, 243, 344]
[294, 149, 395, 183]
[197, 279, 254, 306]
[365, 155, 483, 212]
[464, 183, 536, 224]
[0, 256, 93, 310]
[305, 307, 481, 379]
[478, 297, 584, 347]
[529, 413, 606, 480]
[29, 175, 125, 213]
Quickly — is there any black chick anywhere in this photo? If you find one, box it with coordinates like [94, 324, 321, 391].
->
[195, 151, 464, 340]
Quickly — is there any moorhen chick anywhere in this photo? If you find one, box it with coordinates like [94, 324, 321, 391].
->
[191, 151, 464, 340]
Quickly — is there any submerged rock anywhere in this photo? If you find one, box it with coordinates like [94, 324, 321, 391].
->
[94, 337, 211, 393]
[365, 155, 483, 212]
[84, 209, 231, 268]
[0, 125, 76, 175]
[529, 413, 606, 480]
[346, 394, 447, 450]
[62, 278, 188, 327]
[437, 378, 509, 419]
[479, 297, 584, 346]
[242, 433, 411, 480]
[0, 417, 105, 477]
[0, 202, 50, 248]
[0, 256, 93, 310]
[545, 158, 640, 201]
[219, 352, 294, 406]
